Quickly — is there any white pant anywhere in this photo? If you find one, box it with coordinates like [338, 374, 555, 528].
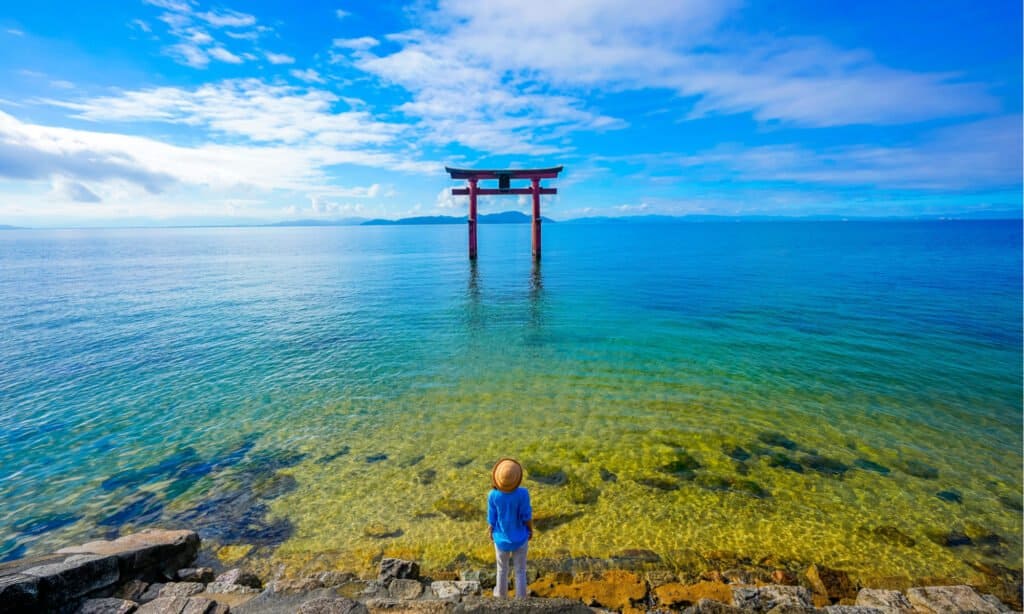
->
[493, 543, 528, 599]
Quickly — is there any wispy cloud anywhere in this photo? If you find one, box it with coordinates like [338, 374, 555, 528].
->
[290, 68, 324, 84]
[333, 36, 378, 50]
[208, 46, 243, 64]
[143, 0, 268, 69]
[265, 52, 295, 65]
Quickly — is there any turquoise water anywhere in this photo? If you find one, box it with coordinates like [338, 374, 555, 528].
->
[0, 221, 1020, 581]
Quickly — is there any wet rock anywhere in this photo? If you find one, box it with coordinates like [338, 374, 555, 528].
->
[806, 564, 856, 601]
[12, 512, 80, 537]
[766, 453, 804, 473]
[655, 581, 734, 607]
[532, 512, 583, 531]
[298, 597, 369, 614]
[635, 476, 681, 491]
[724, 446, 751, 462]
[433, 498, 483, 521]
[853, 459, 890, 475]
[380, 558, 421, 582]
[431, 580, 480, 599]
[935, 490, 962, 504]
[856, 525, 915, 548]
[388, 578, 424, 600]
[565, 483, 600, 505]
[366, 453, 388, 463]
[905, 585, 1002, 614]
[159, 582, 205, 597]
[801, 455, 850, 477]
[99, 492, 165, 527]
[317, 445, 351, 464]
[22, 554, 120, 608]
[417, 469, 436, 485]
[526, 462, 568, 486]
[215, 568, 262, 589]
[757, 432, 798, 451]
[854, 588, 913, 612]
[363, 523, 403, 539]
[76, 597, 139, 614]
[732, 585, 813, 612]
[529, 570, 647, 611]
[599, 468, 618, 483]
[0, 573, 41, 611]
[900, 460, 938, 479]
[177, 568, 214, 583]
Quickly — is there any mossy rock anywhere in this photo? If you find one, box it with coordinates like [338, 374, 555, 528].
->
[853, 458, 890, 475]
[659, 452, 701, 478]
[731, 479, 770, 499]
[766, 452, 803, 473]
[635, 476, 680, 491]
[857, 524, 916, 547]
[434, 497, 483, 521]
[723, 445, 751, 462]
[801, 454, 850, 477]
[363, 522, 403, 538]
[757, 431, 798, 450]
[900, 459, 939, 479]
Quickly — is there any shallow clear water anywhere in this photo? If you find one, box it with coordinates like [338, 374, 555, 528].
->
[1, 221, 1020, 581]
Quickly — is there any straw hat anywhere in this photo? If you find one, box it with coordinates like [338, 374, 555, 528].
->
[491, 458, 523, 493]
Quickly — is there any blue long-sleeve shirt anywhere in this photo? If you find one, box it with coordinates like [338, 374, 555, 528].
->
[487, 487, 532, 552]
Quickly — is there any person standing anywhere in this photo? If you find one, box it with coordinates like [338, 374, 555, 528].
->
[488, 458, 533, 599]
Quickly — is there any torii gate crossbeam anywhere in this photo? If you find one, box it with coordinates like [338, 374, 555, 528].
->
[445, 166, 563, 260]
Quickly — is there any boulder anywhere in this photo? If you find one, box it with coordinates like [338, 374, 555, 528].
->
[136, 596, 190, 614]
[75, 598, 139, 614]
[0, 573, 41, 611]
[215, 568, 262, 589]
[115, 579, 151, 602]
[731, 585, 813, 613]
[298, 597, 370, 614]
[57, 530, 200, 582]
[177, 568, 215, 583]
[379, 558, 421, 583]
[233, 587, 346, 613]
[458, 596, 594, 613]
[905, 585, 1003, 614]
[159, 582, 206, 597]
[388, 578, 425, 600]
[22, 553, 121, 608]
[655, 581, 734, 608]
[430, 580, 480, 600]
[140, 583, 166, 603]
[854, 588, 913, 613]
[682, 599, 745, 614]
[205, 581, 261, 595]
[807, 564, 857, 601]
[365, 598, 455, 614]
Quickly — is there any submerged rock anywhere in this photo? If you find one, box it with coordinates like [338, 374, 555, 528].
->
[766, 453, 804, 473]
[731, 480, 771, 499]
[853, 459, 890, 475]
[366, 453, 388, 463]
[935, 490, 963, 504]
[696, 475, 732, 492]
[900, 460, 938, 480]
[417, 469, 437, 485]
[925, 529, 972, 548]
[599, 468, 618, 483]
[532, 512, 583, 531]
[757, 432, 798, 451]
[363, 522, 403, 539]
[400, 454, 425, 467]
[565, 483, 600, 505]
[434, 498, 483, 521]
[635, 476, 681, 491]
[857, 525, 916, 548]
[802, 455, 850, 477]
[660, 452, 702, 478]
[317, 446, 350, 464]
[453, 458, 474, 468]
[526, 461, 568, 486]
[11, 512, 80, 537]
[997, 494, 1022, 511]
[98, 492, 164, 527]
[723, 446, 752, 462]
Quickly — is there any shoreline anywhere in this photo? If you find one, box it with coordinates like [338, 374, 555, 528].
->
[2, 528, 1019, 612]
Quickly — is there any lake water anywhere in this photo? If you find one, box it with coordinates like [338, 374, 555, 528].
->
[1, 221, 1020, 582]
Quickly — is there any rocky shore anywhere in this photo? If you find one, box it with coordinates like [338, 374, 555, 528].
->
[0, 529, 1020, 614]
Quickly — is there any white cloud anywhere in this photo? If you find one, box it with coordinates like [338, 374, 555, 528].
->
[143, 0, 195, 12]
[49, 80, 74, 90]
[196, 9, 256, 28]
[333, 36, 379, 50]
[52, 177, 102, 203]
[5, 28, 25, 36]
[129, 19, 152, 33]
[290, 68, 324, 84]
[335, 8, 350, 19]
[265, 52, 295, 65]
[208, 47, 243, 64]
[168, 43, 209, 68]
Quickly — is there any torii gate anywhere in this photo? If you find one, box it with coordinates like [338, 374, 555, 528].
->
[445, 166, 563, 260]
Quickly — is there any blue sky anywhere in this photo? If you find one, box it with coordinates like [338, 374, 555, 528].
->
[0, 0, 1020, 226]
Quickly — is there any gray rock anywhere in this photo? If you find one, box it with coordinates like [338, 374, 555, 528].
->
[215, 568, 262, 589]
[0, 573, 41, 611]
[57, 530, 200, 582]
[137, 596, 189, 614]
[681, 599, 744, 614]
[906, 586, 1003, 614]
[732, 586, 813, 613]
[22, 553, 121, 608]
[979, 594, 1013, 612]
[234, 587, 346, 614]
[855, 589, 914, 613]
[389, 579, 425, 600]
[140, 583, 165, 603]
[379, 558, 421, 583]
[822, 607, 884, 614]
[76, 597, 140, 614]
[159, 582, 206, 597]
[456, 596, 594, 613]
[298, 597, 370, 614]
[177, 568, 215, 583]
[431, 581, 480, 600]
[458, 570, 495, 590]
[181, 598, 217, 614]
[205, 581, 261, 595]
[115, 579, 151, 602]
[365, 598, 455, 613]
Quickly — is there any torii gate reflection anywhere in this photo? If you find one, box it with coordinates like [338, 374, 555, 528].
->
[445, 166, 563, 260]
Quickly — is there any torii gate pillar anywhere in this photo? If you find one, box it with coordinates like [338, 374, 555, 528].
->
[445, 166, 563, 260]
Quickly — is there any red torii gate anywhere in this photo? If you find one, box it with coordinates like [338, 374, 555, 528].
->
[445, 166, 563, 260]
